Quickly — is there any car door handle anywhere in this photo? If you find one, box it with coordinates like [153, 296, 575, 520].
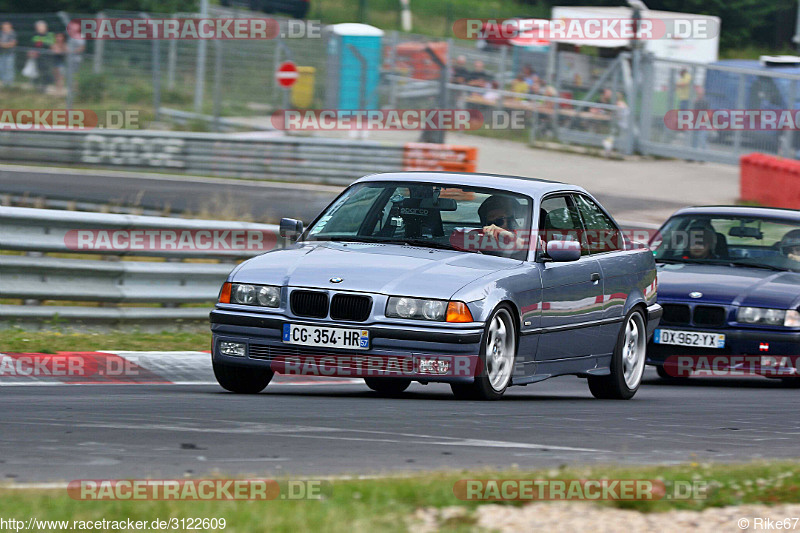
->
[590, 273, 601, 282]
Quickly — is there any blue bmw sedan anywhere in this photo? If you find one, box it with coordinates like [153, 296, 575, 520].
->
[210, 172, 661, 400]
[648, 206, 800, 385]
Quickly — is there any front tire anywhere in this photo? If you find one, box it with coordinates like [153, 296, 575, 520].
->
[451, 306, 516, 401]
[781, 377, 800, 388]
[364, 377, 411, 395]
[588, 309, 647, 400]
[655, 364, 688, 381]
[213, 361, 273, 394]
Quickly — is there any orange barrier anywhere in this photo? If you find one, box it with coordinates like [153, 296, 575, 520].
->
[741, 153, 800, 209]
[402, 143, 478, 173]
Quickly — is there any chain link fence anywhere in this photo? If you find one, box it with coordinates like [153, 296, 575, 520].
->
[2, 9, 800, 164]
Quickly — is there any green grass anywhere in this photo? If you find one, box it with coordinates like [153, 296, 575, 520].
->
[0, 329, 211, 353]
[2, 461, 800, 532]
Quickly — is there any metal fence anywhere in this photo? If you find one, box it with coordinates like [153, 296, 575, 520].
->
[637, 56, 800, 164]
[0, 206, 281, 329]
[4, 9, 800, 165]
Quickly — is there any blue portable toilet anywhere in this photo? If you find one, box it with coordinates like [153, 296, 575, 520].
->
[325, 23, 384, 110]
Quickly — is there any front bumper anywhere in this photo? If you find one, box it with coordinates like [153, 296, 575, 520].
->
[210, 309, 485, 383]
[646, 303, 663, 339]
[647, 325, 800, 378]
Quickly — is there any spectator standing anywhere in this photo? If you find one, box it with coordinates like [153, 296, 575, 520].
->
[0, 22, 16, 86]
[676, 68, 692, 110]
[66, 20, 86, 86]
[692, 85, 710, 151]
[30, 20, 55, 90]
[51, 33, 67, 92]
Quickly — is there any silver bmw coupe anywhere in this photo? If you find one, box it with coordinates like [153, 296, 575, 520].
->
[210, 172, 661, 400]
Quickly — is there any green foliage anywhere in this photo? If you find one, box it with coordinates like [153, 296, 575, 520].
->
[0, 0, 198, 13]
[76, 71, 108, 103]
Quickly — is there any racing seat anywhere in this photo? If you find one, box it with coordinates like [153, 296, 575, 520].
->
[397, 198, 444, 239]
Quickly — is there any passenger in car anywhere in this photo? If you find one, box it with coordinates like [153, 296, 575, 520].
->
[779, 229, 800, 262]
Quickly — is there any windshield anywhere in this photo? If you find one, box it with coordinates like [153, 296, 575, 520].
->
[304, 181, 533, 260]
[651, 214, 800, 272]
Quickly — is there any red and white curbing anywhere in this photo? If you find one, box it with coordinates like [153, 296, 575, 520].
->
[0, 351, 361, 386]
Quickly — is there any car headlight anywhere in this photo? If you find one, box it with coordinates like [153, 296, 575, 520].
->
[257, 285, 280, 307]
[737, 307, 798, 327]
[386, 297, 473, 322]
[219, 282, 281, 308]
[785, 310, 800, 327]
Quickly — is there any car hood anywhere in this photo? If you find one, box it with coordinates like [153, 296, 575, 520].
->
[231, 242, 520, 299]
[657, 262, 800, 309]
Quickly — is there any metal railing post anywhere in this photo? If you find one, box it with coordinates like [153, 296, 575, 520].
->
[213, 40, 222, 131]
[167, 38, 177, 90]
[193, 0, 209, 112]
[733, 73, 746, 156]
[93, 12, 104, 74]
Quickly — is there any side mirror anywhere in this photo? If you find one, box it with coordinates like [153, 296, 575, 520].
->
[280, 218, 304, 239]
[546, 239, 581, 262]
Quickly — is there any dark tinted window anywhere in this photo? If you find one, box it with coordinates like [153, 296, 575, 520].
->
[574, 194, 622, 253]
[539, 195, 589, 255]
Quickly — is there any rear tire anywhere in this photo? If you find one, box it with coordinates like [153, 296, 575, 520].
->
[364, 377, 411, 395]
[450, 306, 516, 401]
[213, 361, 273, 394]
[656, 363, 690, 381]
[588, 309, 646, 400]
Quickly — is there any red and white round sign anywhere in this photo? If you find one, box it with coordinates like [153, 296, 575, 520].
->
[276, 61, 299, 88]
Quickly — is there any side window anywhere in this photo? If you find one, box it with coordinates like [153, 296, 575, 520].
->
[573, 194, 622, 253]
[539, 195, 589, 255]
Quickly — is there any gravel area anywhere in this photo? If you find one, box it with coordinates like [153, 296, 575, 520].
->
[413, 503, 800, 532]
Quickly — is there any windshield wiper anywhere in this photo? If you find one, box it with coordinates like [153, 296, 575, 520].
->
[724, 260, 787, 272]
[306, 236, 382, 244]
[307, 236, 467, 252]
[383, 239, 460, 251]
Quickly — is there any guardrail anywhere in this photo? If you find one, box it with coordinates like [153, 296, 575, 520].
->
[0, 130, 478, 185]
[0, 206, 281, 329]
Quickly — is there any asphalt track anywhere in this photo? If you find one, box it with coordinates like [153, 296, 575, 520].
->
[0, 165, 684, 224]
[0, 164, 779, 483]
[1, 369, 798, 482]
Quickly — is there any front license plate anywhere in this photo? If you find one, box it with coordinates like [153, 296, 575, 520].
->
[653, 329, 725, 349]
[282, 324, 369, 350]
